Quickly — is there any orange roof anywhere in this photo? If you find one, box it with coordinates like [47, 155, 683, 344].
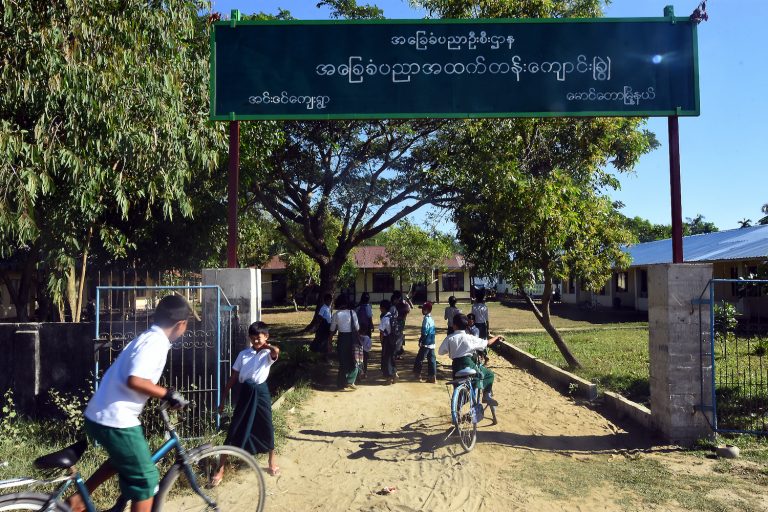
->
[262, 255, 287, 270]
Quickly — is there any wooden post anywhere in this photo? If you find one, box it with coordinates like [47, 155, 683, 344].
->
[668, 115, 684, 263]
[227, 121, 240, 268]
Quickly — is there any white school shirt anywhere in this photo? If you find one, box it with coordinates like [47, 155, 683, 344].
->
[318, 304, 332, 324]
[379, 314, 392, 336]
[233, 347, 277, 384]
[444, 306, 461, 326]
[331, 309, 359, 333]
[472, 303, 489, 324]
[438, 332, 488, 360]
[85, 326, 171, 428]
[360, 335, 372, 352]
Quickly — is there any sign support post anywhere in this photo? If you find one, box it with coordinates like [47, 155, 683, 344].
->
[668, 115, 683, 263]
[227, 120, 239, 268]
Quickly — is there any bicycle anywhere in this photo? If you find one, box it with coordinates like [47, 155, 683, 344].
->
[0, 401, 266, 512]
[445, 350, 498, 452]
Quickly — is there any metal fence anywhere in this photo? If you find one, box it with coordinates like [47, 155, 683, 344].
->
[94, 284, 239, 438]
[707, 279, 768, 435]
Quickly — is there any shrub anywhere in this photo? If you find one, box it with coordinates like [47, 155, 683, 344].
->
[713, 301, 738, 337]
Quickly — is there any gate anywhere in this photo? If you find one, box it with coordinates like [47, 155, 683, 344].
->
[94, 285, 239, 438]
[705, 278, 768, 434]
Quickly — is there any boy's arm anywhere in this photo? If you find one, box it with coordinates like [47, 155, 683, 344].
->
[262, 344, 280, 361]
[218, 371, 240, 412]
[126, 376, 168, 399]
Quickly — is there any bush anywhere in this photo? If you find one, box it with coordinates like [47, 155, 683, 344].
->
[714, 301, 738, 337]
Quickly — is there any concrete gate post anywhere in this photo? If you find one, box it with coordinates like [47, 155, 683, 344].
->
[648, 263, 714, 445]
[202, 268, 262, 336]
[12, 328, 41, 412]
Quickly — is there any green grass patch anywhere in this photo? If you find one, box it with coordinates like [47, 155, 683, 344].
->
[504, 327, 651, 405]
[513, 454, 764, 512]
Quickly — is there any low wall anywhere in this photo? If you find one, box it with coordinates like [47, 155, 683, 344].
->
[0, 322, 94, 414]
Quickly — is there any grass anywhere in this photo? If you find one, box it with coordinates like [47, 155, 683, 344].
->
[511, 453, 766, 511]
[505, 327, 651, 405]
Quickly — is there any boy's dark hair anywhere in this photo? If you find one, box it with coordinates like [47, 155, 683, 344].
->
[154, 294, 193, 328]
[476, 290, 486, 302]
[448, 295, 457, 306]
[392, 290, 402, 300]
[360, 292, 370, 304]
[323, 293, 333, 303]
[248, 321, 269, 336]
[380, 299, 391, 311]
[467, 313, 476, 321]
[335, 293, 348, 309]
[453, 314, 469, 331]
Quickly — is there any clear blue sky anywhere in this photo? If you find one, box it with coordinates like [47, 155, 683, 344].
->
[212, 0, 767, 232]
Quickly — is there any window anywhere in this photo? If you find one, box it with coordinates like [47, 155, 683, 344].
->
[615, 272, 628, 293]
[639, 270, 648, 298]
[372, 272, 394, 293]
[730, 267, 739, 297]
[442, 272, 465, 292]
[598, 285, 606, 296]
[567, 276, 576, 294]
[746, 266, 762, 297]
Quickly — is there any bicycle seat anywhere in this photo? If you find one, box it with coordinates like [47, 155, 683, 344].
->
[34, 439, 88, 470]
[455, 367, 477, 378]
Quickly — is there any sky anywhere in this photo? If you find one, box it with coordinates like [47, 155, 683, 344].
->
[212, 0, 767, 233]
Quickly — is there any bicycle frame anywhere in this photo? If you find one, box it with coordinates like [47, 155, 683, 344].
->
[8, 409, 217, 512]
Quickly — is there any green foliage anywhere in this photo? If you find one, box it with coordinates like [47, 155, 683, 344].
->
[0, 0, 224, 316]
[379, 219, 454, 287]
[714, 301, 738, 336]
[685, 214, 719, 235]
[0, 390, 21, 440]
[318, 0, 385, 19]
[47, 387, 92, 441]
[412, 0, 604, 18]
[622, 215, 671, 243]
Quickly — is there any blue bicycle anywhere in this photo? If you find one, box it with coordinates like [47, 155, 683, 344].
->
[0, 401, 266, 512]
[445, 350, 498, 452]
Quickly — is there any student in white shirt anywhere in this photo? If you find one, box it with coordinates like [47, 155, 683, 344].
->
[330, 294, 360, 390]
[70, 295, 192, 512]
[218, 321, 280, 478]
[438, 314, 504, 406]
[471, 290, 490, 339]
[444, 295, 461, 335]
[355, 293, 374, 379]
[379, 299, 398, 384]
[466, 313, 481, 337]
[310, 293, 333, 354]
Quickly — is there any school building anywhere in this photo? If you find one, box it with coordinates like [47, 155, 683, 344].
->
[260, 246, 473, 306]
[561, 225, 768, 313]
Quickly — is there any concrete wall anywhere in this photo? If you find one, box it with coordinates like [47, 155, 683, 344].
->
[648, 263, 714, 445]
[0, 323, 94, 414]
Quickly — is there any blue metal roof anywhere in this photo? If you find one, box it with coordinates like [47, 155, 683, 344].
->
[626, 225, 768, 267]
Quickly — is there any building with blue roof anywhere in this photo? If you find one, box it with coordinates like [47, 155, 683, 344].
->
[560, 225, 768, 312]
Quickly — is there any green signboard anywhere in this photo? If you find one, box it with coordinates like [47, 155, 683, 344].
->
[210, 16, 699, 120]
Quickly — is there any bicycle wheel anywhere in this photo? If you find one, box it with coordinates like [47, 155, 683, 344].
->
[0, 493, 70, 511]
[451, 384, 477, 452]
[155, 445, 266, 512]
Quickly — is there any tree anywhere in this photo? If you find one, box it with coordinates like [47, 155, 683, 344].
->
[0, 1, 222, 320]
[738, 218, 753, 229]
[622, 215, 671, 243]
[379, 220, 454, 294]
[685, 214, 718, 235]
[758, 203, 768, 225]
[240, 120, 452, 306]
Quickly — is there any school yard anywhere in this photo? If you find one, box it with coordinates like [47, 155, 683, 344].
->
[262, 303, 768, 512]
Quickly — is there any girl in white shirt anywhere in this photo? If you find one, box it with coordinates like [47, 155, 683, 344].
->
[218, 321, 280, 479]
[330, 294, 360, 390]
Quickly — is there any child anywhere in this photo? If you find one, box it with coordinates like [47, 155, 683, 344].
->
[444, 296, 461, 335]
[355, 293, 373, 379]
[438, 314, 503, 407]
[330, 294, 360, 390]
[412, 302, 437, 383]
[218, 321, 280, 478]
[310, 293, 333, 354]
[466, 313, 480, 337]
[70, 295, 192, 512]
[472, 290, 489, 339]
[379, 299, 397, 384]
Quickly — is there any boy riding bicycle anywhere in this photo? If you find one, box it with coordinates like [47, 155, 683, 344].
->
[69, 295, 193, 512]
[438, 314, 503, 407]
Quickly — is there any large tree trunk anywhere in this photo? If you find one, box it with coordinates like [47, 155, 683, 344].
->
[301, 256, 343, 332]
[519, 279, 582, 369]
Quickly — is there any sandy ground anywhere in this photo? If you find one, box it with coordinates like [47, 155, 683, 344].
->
[264, 340, 698, 512]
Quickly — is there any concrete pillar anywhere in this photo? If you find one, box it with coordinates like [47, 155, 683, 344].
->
[648, 263, 714, 445]
[13, 329, 41, 412]
[202, 268, 261, 333]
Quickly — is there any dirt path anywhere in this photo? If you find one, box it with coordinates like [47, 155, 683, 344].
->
[264, 332, 768, 511]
